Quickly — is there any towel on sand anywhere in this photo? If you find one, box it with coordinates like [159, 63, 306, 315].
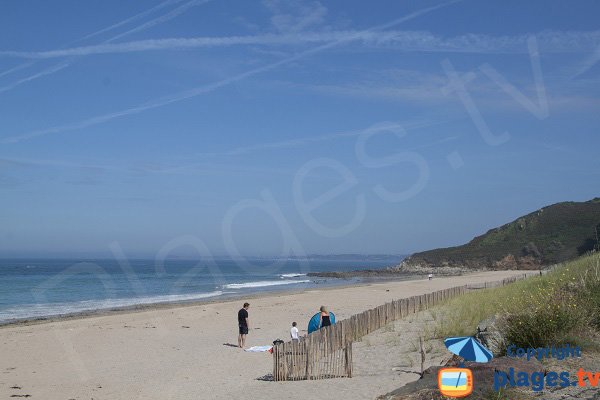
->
[244, 345, 273, 352]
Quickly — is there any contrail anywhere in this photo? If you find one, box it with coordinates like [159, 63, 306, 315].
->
[0, 0, 182, 80]
[0, 61, 36, 79]
[190, 120, 443, 158]
[105, 0, 212, 43]
[0, 62, 69, 93]
[80, 0, 186, 42]
[572, 43, 600, 78]
[0, 0, 211, 94]
[1, 0, 461, 144]
[0, 34, 339, 59]
[3, 30, 599, 60]
[1, 119, 456, 175]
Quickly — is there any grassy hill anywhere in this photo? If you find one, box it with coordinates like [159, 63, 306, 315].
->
[403, 198, 600, 270]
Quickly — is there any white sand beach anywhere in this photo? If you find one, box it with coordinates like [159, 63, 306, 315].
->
[0, 270, 534, 400]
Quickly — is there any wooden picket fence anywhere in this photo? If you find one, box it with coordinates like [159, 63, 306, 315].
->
[465, 274, 528, 290]
[272, 273, 528, 381]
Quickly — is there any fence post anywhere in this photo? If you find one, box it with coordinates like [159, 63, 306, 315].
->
[305, 337, 311, 380]
[419, 336, 425, 378]
[273, 344, 279, 381]
[344, 342, 353, 378]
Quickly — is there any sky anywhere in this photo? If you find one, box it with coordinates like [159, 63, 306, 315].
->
[1, 0, 599, 259]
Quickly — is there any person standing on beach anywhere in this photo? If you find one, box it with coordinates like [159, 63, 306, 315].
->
[290, 322, 299, 342]
[238, 302, 250, 349]
[319, 306, 331, 329]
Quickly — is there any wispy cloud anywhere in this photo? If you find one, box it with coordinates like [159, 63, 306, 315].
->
[2, 30, 599, 60]
[291, 62, 600, 111]
[263, 0, 328, 33]
[1, 0, 463, 144]
[295, 69, 450, 103]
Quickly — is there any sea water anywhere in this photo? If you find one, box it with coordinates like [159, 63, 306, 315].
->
[0, 256, 404, 324]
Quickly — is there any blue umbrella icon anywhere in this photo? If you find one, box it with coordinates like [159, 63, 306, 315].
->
[444, 336, 493, 363]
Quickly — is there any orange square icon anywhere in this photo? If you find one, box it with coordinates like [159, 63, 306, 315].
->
[438, 367, 473, 398]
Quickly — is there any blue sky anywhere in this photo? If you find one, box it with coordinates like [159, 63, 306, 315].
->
[1, 0, 599, 258]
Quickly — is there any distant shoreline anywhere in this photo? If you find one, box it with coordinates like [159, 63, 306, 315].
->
[307, 268, 466, 279]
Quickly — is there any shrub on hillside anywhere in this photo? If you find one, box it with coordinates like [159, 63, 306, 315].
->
[579, 256, 600, 329]
[502, 285, 587, 348]
[501, 255, 599, 348]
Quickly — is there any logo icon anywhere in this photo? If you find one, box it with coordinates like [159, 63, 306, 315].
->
[438, 337, 492, 397]
[438, 367, 473, 397]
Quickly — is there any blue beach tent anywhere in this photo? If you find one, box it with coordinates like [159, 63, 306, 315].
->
[307, 312, 336, 334]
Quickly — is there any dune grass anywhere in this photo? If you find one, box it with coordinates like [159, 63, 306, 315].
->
[430, 252, 600, 349]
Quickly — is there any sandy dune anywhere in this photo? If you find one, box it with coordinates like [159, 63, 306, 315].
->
[0, 270, 533, 400]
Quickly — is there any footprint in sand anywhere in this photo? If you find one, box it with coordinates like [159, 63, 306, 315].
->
[9, 386, 31, 398]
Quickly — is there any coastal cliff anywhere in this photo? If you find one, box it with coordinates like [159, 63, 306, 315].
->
[310, 198, 600, 278]
[396, 198, 600, 272]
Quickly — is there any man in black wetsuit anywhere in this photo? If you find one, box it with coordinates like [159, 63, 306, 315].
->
[238, 302, 250, 348]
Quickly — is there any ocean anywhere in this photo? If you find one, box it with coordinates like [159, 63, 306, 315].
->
[0, 256, 404, 324]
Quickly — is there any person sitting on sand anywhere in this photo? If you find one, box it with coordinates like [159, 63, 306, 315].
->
[319, 306, 331, 329]
[238, 302, 250, 348]
[428, 273, 433, 281]
[290, 321, 299, 342]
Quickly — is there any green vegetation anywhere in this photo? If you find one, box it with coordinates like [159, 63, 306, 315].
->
[406, 198, 600, 269]
[431, 253, 600, 349]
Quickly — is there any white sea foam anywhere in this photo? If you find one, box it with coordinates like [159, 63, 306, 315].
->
[223, 280, 310, 289]
[279, 273, 307, 278]
[0, 291, 223, 323]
